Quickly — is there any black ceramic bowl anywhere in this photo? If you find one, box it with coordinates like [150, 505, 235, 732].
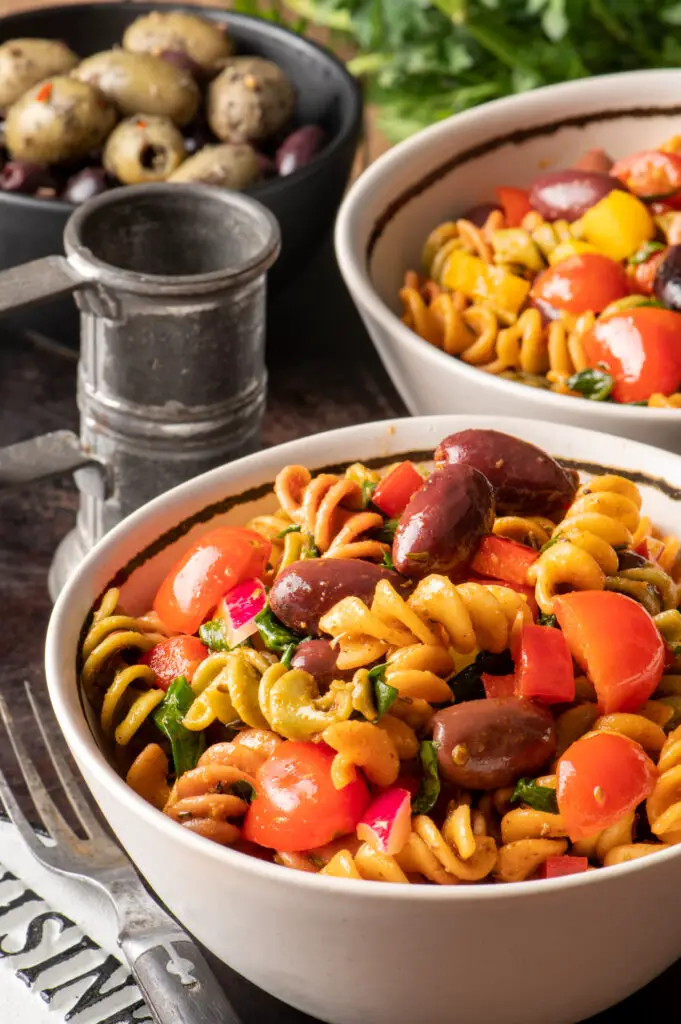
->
[0, 2, 362, 343]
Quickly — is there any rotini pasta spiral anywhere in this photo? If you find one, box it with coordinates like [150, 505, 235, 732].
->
[647, 724, 681, 845]
[528, 475, 642, 613]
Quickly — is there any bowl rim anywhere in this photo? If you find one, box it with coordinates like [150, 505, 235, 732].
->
[334, 68, 681, 422]
[46, 412, 681, 901]
[0, 0, 363, 215]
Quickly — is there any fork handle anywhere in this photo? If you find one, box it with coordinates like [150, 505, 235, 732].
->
[120, 932, 243, 1024]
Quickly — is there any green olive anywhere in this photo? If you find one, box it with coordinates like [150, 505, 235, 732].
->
[0, 38, 79, 113]
[103, 115, 186, 185]
[73, 50, 200, 126]
[168, 143, 260, 190]
[5, 76, 117, 164]
[207, 57, 295, 145]
[122, 11, 232, 72]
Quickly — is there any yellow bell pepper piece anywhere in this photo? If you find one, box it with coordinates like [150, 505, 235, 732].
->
[660, 136, 681, 155]
[548, 240, 603, 266]
[580, 190, 654, 261]
[442, 249, 530, 316]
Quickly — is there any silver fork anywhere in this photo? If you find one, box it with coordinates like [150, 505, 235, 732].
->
[0, 682, 243, 1024]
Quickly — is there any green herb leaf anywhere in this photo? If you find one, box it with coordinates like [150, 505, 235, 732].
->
[537, 612, 558, 628]
[449, 649, 515, 702]
[153, 676, 205, 778]
[303, 536, 321, 559]
[566, 368, 615, 402]
[274, 524, 302, 539]
[255, 607, 304, 653]
[412, 740, 440, 814]
[361, 480, 377, 507]
[406, 551, 429, 562]
[381, 549, 396, 570]
[511, 777, 559, 814]
[628, 240, 666, 266]
[198, 619, 231, 651]
[539, 534, 560, 554]
[368, 663, 398, 718]
[626, 400, 649, 407]
[229, 779, 257, 803]
[378, 517, 400, 543]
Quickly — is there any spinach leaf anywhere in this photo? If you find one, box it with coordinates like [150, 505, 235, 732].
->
[153, 676, 205, 777]
[537, 612, 558, 628]
[566, 368, 614, 402]
[255, 607, 304, 654]
[412, 740, 440, 814]
[229, 779, 257, 803]
[449, 649, 514, 703]
[511, 777, 559, 814]
[368, 663, 398, 718]
[275, 524, 301, 539]
[198, 619, 231, 651]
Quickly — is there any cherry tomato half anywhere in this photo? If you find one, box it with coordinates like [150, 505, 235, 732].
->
[495, 186, 532, 228]
[557, 732, 657, 841]
[514, 624, 575, 704]
[471, 535, 537, 587]
[580, 306, 681, 403]
[153, 527, 271, 635]
[372, 461, 424, 518]
[628, 247, 668, 296]
[553, 591, 664, 714]
[612, 150, 681, 200]
[242, 741, 371, 852]
[531, 253, 630, 315]
[140, 635, 208, 691]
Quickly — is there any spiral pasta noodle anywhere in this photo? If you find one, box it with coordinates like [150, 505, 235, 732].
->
[647, 724, 681, 845]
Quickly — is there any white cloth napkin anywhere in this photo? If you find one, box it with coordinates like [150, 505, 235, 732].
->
[0, 817, 149, 1023]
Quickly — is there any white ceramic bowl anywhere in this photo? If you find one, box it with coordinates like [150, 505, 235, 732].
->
[47, 415, 681, 1024]
[335, 70, 681, 454]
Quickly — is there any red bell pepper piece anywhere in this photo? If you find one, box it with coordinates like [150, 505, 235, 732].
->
[540, 855, 589, 879]
[514, 624, 575, 704]
[471, 535, 538, 587]
[371, 461, 423, 518]
[496, 186, 532, 227]
[482, 673, 516, 699]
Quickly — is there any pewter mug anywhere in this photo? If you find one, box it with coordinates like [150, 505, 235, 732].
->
[0, 183, 280, 596]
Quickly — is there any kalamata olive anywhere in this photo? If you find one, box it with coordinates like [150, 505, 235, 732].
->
[62, 166, 109, 204]
[432, 697, 556, 790]
[434, 429, 578, 519]
[0, 159, 53, 193]
[275, 125, 325, 177]
[461, 202, 501, 227]
[290, 639, 341, 686]
[529, 169, 625, 222]
[654, 244, 681, 312]
[617, 549, 648, 572]
[158, 49, 204, 78]
[269, 558, 409, 636]
[573, 148, 614, 174]
[392, 464, 494, 580]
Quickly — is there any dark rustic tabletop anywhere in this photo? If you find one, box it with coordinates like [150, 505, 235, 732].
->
[0, 237, 678, 1023]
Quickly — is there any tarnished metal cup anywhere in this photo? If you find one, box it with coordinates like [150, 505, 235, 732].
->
[0, 183, 280, 596]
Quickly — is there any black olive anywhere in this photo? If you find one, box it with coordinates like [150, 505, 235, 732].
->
[654, 244, 681, 312]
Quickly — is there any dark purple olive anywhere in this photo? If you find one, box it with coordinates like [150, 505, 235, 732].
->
[0, 160, 54, 194]
[529, 169, 625, 222]
[434, 429, 578, 519]
[275, 125, 326, 177]
[393, 464, 494, 580]
[654, 245, 681, 312]
[62, 167, 109, 205]
[461, 202, 501, 227]
[159, 49, 203, 78]
[290, 639, 343, 686]
[617, 550, 649, 572]
[432, 698, 556, 790]
[269, 558, 409, 636]
[254, 150, 276, 179]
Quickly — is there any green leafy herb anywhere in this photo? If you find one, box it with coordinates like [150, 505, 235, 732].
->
[539, 534, 560, 554]
[198, 619, 231, 651]
[537, 612, 558, 628]
[412, 740, 440, 814]
[381, 549, 396, 570]
[303, 536, 321, 559]
[274, 524, 302, 539]
[229, 779, 257, 803]
[368, 663, 398, 718]
[153, 676, 205, 777]
[255, 607, 304, 653]
[626, 400, 649, 407]
[566, 368, 615, 402]
[628, 240, 666, 266]
[406, 551, 428, 562]
[449, 649, 514, 702]
[378, 517, 400, 543]
[361, 480, 377, 507]
[280, 642, 297, 668]
[511, 777, 559, 814]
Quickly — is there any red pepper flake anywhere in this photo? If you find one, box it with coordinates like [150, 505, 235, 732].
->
[35, 83, 53, 103]
[136, 119, 147, 129]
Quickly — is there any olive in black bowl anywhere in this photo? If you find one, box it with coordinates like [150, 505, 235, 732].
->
[0, 2, 362, 345]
